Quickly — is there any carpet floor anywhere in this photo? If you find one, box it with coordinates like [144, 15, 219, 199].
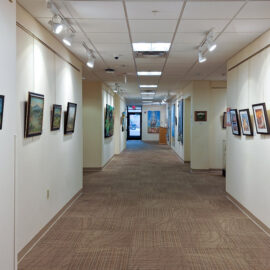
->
[19, 141, 270, 270]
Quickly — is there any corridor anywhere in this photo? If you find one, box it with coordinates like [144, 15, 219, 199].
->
[19, 141, 270, 270]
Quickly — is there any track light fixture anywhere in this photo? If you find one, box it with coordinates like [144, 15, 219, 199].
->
[206, 30, 217, 52]
[51, 15, 64, 34]
[62, 33, 74, 47]
[84, 44, 95, 69]
[198, 49, 207, 63]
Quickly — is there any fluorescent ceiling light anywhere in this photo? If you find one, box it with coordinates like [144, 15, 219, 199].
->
[141, 92, 155, 95]
[133, 43, 171, 52]
[142, 97, 153, 100]
[142, 101, 152, 103]
[140, 85, 158, 88]
[137, 71, 162, 76]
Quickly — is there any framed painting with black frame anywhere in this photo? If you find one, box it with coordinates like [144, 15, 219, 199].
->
[194, 111, 207, 122]
[0, 95, 4, 130]
[51, 104, 62, 131]
[222, 112, 226, 129]
[252, 103, 270, 134]
[230, 109, 241, 136]
[64, 102, 77, 134]
[25, 92, 45, 138]
[239, 109, 253, 136]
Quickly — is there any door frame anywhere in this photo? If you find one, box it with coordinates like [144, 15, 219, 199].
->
[127, 112, 142, 140]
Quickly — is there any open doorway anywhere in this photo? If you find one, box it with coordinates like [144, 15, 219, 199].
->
[184, 97, 191, 162]
[127, 106, 142, 140]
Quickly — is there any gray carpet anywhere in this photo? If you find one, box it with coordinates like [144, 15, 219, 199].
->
[19, 141, 270, 270]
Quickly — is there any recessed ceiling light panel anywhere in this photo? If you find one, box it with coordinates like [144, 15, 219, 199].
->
[137, 71, 162, 76]
[140, 85, 158, 88]
[133, 43, 171, 52]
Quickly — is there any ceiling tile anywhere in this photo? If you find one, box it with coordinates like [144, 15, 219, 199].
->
[225, 19, 270, 33]
[182, 1, 244, 19]
[237, 2, 270, 19]
[126, 1, 183, 20]
[129, 20, 177, 33]
[132, 33, 173, 43]
[174, 33, 205, 45]
[66, 1, 125, 19]
[86, 33, 130, 44]
[74, 19, 128, 33]
[178, 19, 229, 33]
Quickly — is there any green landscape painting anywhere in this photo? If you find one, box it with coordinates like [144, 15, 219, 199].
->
[51, 104, 62, 130]
[25, 92, 44, 137]
[65, 102, 77, 134]
[105, 104, 114, 138]
[0, 95, 4, 130]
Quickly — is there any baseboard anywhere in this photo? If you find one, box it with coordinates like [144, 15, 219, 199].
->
[18, 189, 82, 263]
[83, 155, 115, 173]
[226, 193, 270, 236]
[190, 169, 223, 175]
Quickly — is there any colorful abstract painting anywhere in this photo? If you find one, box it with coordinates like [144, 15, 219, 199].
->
[252, 103, 270, 134]
[105, 104, 114, 138]
[148, 111, 160, 133]
[0, 95, 4, 130]
[178, 99, 184, 144]
[230, 109, 241, 136]
[239, 109, 253, 136]
[65, 102, 77, 134]
[25, 92, 44, 137]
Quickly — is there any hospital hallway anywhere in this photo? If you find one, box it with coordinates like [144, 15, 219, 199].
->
[18, 141, 270, 270]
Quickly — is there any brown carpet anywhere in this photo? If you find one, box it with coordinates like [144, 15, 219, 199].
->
[19, 141, 270, 270]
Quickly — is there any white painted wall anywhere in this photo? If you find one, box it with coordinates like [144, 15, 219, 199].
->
[227, 29, 270, 228]
[170, 81, 226, 169]
[102, 89, 115, 166]
[142, 104, 166, 141]
[16, 6, 83, 252]
[0, 0, 16, 269]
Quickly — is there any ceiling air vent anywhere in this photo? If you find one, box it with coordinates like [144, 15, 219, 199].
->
[105, 68, 115, 74]
[135, 51, 167, 59]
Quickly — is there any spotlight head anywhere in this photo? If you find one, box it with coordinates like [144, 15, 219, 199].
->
[63, 38, 71, 46]
[51, 15, 63, 34]
[206, 30, 217, 52]
[86, 58, 94, 68]
[198, 50, 207, 63]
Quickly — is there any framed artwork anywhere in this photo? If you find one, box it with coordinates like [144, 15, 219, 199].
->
[25, 92, 45, 137]
[121, 112, 125, 132]
[148, 111, 160, 133]
[252, 103, 270, 134]
[64, 102, 77, 134]
[239, 109, 253, 136]
[51, 104, 62, 131]
[222, 112, 226, 129]
[105, 104, 114, 138]
[230, 109, 241, 136]
[178, 99, 184, 144]
[167, 105, 171, 143]
[171, 104, 175, 138]
[226, 107, 231, 127]
[194, 111, 207, 122]
[0, 95, 4, 130]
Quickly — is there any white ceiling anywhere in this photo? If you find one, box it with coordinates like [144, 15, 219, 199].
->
[18, 0, 270, 104]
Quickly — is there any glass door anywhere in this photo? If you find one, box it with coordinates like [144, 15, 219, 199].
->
[127, 113, 142, 140]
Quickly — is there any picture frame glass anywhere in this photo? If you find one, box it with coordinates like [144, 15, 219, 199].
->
[105, 104, 114, 138]
[230, 109, 240, 135]
[252, 103, 269, 134]
[0, 95, 4, 130]
[195, 111, 207, 121]
[239, 110, 252, 136]
[52, 105, 62, 130]
[65, 103, 77, 133]
[148, 111, 160, 133]
[26, 92, 44, 137]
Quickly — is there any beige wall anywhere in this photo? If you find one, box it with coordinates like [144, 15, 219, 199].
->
[170, 81, 226, 170]
[0, 0, 16, 268]
[82, 81, 126, 168]
[16, 4, 83, 253]
[227, 29, 270, 228]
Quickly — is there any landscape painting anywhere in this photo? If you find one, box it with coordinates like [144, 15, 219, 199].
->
[25, 92, 44, 137]
[239, 109, 253, 136]
[65, 102, 77, 134]
[105, 104, 114, 138]
[252, 103, 270, 134]
[148, 111, 160, 133]
[0, 95, 4, 130]
[194, 111, 207, 121]
[178, 99, 183, 144]
[51, 104, 62, 131]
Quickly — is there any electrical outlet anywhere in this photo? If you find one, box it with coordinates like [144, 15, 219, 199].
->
[47, 190, 50, 200]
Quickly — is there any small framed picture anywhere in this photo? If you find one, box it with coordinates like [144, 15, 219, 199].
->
[64, 102, 77, 134]
[194, 111, 207, 122]
[25, 92, 45, 137]
[51, 104, 62, 131]
[252, 103, 270, 134]
[239, 109, 253, 136]
[0, 95, 4, 130]
[230, 109, 241, 136]
[222, 112, 226, 129]
[226, 107, 231, 126]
